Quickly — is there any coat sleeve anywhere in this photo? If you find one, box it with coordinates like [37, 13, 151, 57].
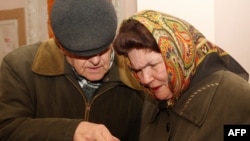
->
[0, 55, 81, 141]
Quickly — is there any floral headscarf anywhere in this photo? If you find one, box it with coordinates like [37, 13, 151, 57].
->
[127, 10, 248, 106]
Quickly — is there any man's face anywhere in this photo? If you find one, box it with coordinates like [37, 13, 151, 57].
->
[65, 47, 112, 81]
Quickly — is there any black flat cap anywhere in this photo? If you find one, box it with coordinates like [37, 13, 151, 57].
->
[50, 0, 117, 57]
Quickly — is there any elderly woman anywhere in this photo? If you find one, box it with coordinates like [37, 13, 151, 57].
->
[113, 10, 250, 141]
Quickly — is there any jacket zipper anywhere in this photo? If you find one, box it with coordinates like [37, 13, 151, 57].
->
[84, 86, 116, 120]
[66, 75, 117, 121]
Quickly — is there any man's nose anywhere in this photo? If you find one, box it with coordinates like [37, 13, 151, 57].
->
[89, 55, 101, 65]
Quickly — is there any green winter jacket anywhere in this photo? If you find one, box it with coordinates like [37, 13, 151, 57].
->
[0, 39, 144, 141]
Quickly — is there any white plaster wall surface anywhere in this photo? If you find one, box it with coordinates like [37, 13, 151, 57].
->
[215, 0, 250, 77]
[137, 0, 215, 42]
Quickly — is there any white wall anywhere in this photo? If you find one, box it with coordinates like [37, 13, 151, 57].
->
[113, 0, 137, 25]
[215, 0, 250, 76]
[137, 0, 250, 78]
[137, 0, 215, 42]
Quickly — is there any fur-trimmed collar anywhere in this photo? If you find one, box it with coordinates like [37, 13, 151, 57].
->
[32, 39, 65, 76]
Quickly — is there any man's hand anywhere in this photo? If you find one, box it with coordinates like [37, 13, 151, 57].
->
[73, 121, 120, 141]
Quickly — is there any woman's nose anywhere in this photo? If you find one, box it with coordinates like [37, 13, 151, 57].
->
[140, 69, 154, 85]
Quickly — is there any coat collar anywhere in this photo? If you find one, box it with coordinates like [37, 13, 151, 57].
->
[32, 39, 65, 76]
[172, 71, 224, 126]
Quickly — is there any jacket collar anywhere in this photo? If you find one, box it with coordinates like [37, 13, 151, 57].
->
[170, 52, 248, 126]
[172, 71, 223, 126]
[32, 39, 65, 76]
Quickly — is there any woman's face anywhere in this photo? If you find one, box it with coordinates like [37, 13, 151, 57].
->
[128, 48, 173, 100]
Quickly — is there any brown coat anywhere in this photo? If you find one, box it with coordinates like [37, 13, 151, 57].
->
[0, 39, 144, 141]
[139, 70, 250, 141]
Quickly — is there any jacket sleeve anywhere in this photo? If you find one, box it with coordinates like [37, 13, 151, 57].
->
[0, 56, 81, 141]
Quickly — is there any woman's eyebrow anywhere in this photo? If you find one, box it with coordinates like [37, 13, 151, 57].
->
[128, 62, 152, 72]
[128, 66, 138, 72]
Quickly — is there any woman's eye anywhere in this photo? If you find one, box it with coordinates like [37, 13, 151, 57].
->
[151, 63, 158, 69]
[133, 69, 141, 74]
[151, 64, 157, 67]
[129, 66, 140, 73]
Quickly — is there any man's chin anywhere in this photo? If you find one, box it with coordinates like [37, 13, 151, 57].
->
[86, 74, 104, 82]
